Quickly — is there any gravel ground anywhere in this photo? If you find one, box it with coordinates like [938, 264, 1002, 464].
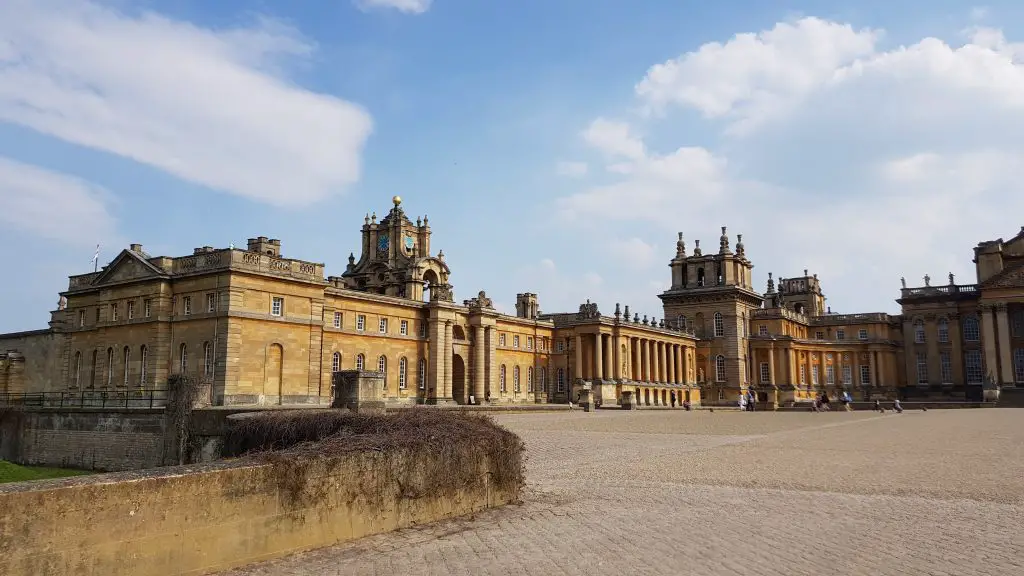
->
[224, 409, 1024, 576]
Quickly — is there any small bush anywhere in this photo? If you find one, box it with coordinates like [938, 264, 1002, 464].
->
[224, 409, 525, 504]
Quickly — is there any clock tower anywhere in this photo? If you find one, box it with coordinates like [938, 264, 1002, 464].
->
[340, 196, 453, 301]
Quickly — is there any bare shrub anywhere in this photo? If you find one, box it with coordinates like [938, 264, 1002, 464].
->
[225, 409, 525, 506]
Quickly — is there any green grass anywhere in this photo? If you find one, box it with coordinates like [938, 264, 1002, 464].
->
[0, 460, 92, 484]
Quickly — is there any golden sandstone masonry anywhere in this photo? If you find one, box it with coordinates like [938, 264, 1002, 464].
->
[1, 196, 1023, 408]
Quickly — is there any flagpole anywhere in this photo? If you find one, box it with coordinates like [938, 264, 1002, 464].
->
[93, 244, 100, 273]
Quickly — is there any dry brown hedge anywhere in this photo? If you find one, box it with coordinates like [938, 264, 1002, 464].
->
[224, 409, 525, 503]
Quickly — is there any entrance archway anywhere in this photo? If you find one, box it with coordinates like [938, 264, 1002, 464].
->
[423, 269, 439, 302]
[452, 354, 467, 404]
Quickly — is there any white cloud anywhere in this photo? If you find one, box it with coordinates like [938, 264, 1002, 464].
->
[354, 0, 432, 14]
[0, 0, 373, 207]
[556, 161, 588, 178]
[606, 237, 658, 270]
[0, 156, 121, 248]
[557, 16, 1024, 313]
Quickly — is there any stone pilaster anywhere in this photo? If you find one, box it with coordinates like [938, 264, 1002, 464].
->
[995, 304, 1014, 385]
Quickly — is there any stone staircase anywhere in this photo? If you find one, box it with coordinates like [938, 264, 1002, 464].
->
[996, 387, 1024, 408]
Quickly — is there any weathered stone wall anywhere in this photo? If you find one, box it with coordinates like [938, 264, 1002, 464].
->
[0, 451, 519, 576]
[0, 409, 168, 471]
[0, 329, 65, 394]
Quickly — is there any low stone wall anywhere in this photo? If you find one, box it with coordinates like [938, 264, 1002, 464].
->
[0, 408, 170, 471]
[0, 449, 519, 576]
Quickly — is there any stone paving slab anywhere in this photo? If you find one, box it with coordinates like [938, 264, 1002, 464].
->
[223, 410, 1024, 575]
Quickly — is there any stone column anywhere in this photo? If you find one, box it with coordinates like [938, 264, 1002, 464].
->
[575, 334, 584, 382]
[474, 325, 486, 403]
[995, 304, 1014, 385]
[667, 344, 675, 384]
[487, 327, 497, 400]
[768, 344, 776, 385]
[869, 350, 877, 387]
[643, 339, 651, 382]
[613, 335, 622, 380]
[980, 304, 998, 383]
[443, 320, 453, 399]
[676, 345, 684, 384]
[604, 334, 613, 379]
[594, 332, 604, 381]
[634, 338, 642, 381]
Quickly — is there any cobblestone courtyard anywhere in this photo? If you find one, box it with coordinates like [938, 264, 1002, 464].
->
[226, 409, 1024, 575]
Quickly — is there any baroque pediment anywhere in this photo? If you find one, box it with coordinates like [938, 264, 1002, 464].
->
[980, 264, 1024, 290]
[92, 250, 167, 285]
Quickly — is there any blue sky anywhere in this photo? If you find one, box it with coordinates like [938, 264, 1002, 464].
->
[1, 0, 1022, 332]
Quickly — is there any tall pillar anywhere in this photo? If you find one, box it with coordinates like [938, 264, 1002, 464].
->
[676, 345, 684, 384]
[632, 338, 640, 380]
[869, 350, 877, 387]
[575, 334, 584, 382]
[768, 344, 776, 385]
[443, 320, 453, 399]
[474, 325, 486, 403]
[667, 344, 675, 384]
[604, 334, 614, 379]
[613, 335, 622, 380]
[995, 304, 1014, 385]
[594, 332, 604, 381]
[487, 327, 497, 400]
[643, 339, 651, 382]
[980, 304, 998, 383]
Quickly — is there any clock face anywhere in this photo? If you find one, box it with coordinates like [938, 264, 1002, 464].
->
[377, 235, 389, 252]
[404, 235, 414, 250]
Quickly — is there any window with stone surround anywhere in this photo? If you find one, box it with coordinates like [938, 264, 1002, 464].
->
[111, 303, 119, 321]
[759, 362, 770, 384]
[399, 357, 407, 389]
[356, 354, 365, 370]
[938, 318, 949, 343]
[557, 340, 564, 352]
[1013, 311, 1024, 337]
[758, 325, 768, 336]
[333, 311, 342, 328]
[206, 294, 215, 313]
[811, 365, 819, 386]
[400, 320, 408, 335]
[527, 336, 533, 350]
[541, 367, 547, 393]
[379, 317, 388, 334]
[73, 351, 81, 387]
[858, 329, 868, 340]
[127, 301, 135, 320]
[183, 296, 192, 316]
[332, 351, 341, 372]
[842, 365, 852, 385]
[914, 319, 925, 343]
[140, 346, 147, 385]
[800, 365, 806, 385]
[122, 346, 130, 386]
[378, 356, 387, 388]
[419, 322, 427, 338]
[500, 365, 507, 392]
[713, 313, 724, 337]
[513, 335, 520, 348]
[270, 297, 282, 317]
[1013, 348, 1024, 383]
[826, 365, 835, 385]
[963, 316, 980, 342]
[527, 366, 534, 392]
[860, 364, 870, 385]
[144, 299, 152, 318]
[203, 342, 213, 377]
[500, 333, 507, 347]
[356, 314, 365, 331]
[815, 331, 824, 340]
[940, 351, 952, 383]
[106, 347, 113, 386]
[557, 368, 565, 392]
[836, 329, 845, 340]
[965, 350, 982, 383]
[916, 352, 928, 384]
[418, 359, 426, 389]
[78, 310, 86, 327]
[715, 355, 726, 382]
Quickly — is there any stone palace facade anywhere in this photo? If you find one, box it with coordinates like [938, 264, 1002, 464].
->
[2, 197, 1023, 407]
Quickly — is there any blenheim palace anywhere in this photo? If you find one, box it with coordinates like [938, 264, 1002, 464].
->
[2, 197, 1023, 407]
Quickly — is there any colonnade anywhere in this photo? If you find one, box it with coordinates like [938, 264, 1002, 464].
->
[573, 332, 690, 385]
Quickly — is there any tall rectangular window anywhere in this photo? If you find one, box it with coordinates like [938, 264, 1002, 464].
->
[144, 299, 152, 318]
[271, 297, 283, 317]
[826, 365, 835, 385]
[940, 351, 952, 383]
[183, 296, 192, 316]
[206, 294, 216, 313]
[379, 317, 388, 333]
[400, 320, 409, 335]
[965, 350, 983, 383]
[858, 329, 868, 340]
[759, 362, 770, 384]
[499, 334, 506, 346]
[527, 336, 533, 350]
[1014, 348, 1024, 383]
[811, 365, 819, 386]
[333, 311, 342, 328]
[111, 303, 119, 321]
[916, 352, 929, 384]
[836, 329, 845, 340]
[127, 301, 135, 320]
[513, 335, 520, 348]
[842, 365, 852, 385]
[800, 365, 806, 385]
[78, 310, 86, 327]
[860, 365, 871, 385]
[356, 314, 366, 331]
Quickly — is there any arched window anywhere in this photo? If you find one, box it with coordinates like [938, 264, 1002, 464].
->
[963, 316, 980, 342]
[938, 318, 949, 343]
[715, 355, 726, 382]
[378, 355, 388, 388]
[106, 347, 114, 386]
[500, 365, 507, 392]
[418, 359, 426, 389]
[914, 319, 926, 344]
[356, 353, 365, 370]
[540, 367, 547, 393]
[123, 346, 130, 386]
[557, 368, 565, 392]
[527, 366, 534, 392]
[513, 366, 521, 392]
[332, 351, 341, 373]
[697, 268, 705, 287]
[73, 351, 81, 388]
[203, 342, 213, 377]
[677, 315, 687, 330]
[179, 344, 188, 373]
[140, 346, 148, 386]
[1014, 348, 1024, 383]
[713, 312, 725, 337]
[90, 350, 98, 388]
[399, 357, 408, 389]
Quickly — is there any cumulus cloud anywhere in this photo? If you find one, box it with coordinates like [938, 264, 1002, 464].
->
[0, 0, 373, 207]
[556, 161, 588, 178]
[0, 156, 121, 248]
[557, 16, 1024, 313]
[354, 0, 432, 14]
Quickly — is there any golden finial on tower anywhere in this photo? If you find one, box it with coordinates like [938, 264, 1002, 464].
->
[392, 195, 402, 206]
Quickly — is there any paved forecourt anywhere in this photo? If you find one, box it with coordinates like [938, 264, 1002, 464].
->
[224, 409, 1024, 576]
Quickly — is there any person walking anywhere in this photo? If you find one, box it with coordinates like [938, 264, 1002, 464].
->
[739, 393, 748, 412]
